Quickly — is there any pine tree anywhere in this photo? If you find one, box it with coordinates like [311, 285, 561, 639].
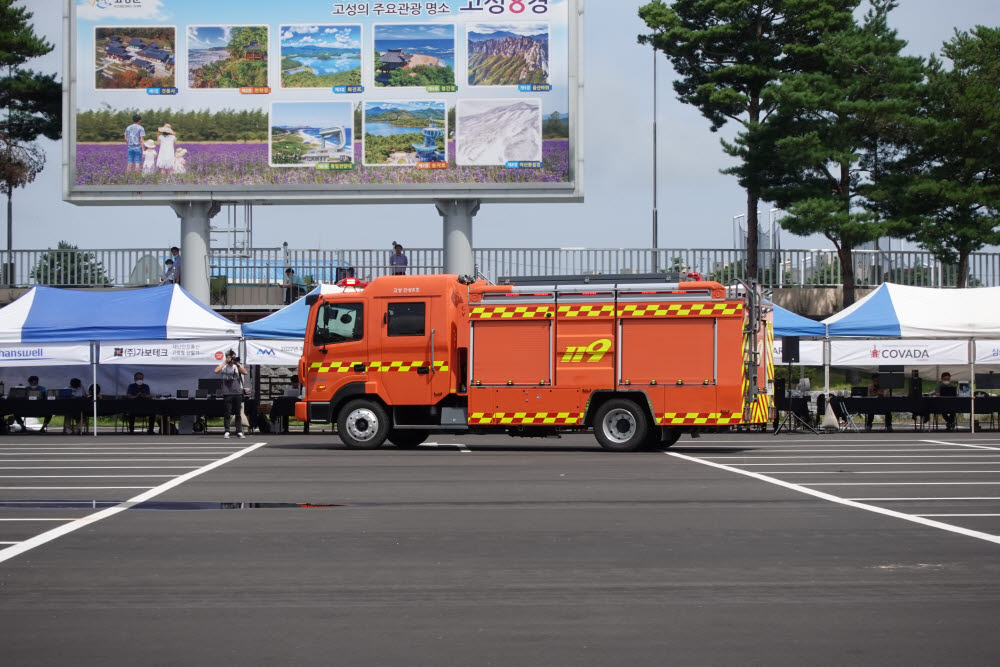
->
[875, 26, 1000, 287]
[0, 0, 60, 256]
[746, 0, 924, 305]
[638, 0, 859, 281]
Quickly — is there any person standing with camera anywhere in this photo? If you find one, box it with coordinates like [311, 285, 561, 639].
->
[214, 349, 248, 439]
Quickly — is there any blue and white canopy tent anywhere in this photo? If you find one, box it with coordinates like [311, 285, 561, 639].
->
[0, 285, 241, 434]
[771, 304, 826, 367]
[821, 283, 1000, 431]
[242, 283, 356, 365]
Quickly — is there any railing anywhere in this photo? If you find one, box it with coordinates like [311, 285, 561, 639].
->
[2, 248, 999, 308]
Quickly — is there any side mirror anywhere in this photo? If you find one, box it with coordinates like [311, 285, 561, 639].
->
[305, 294, 319, 307]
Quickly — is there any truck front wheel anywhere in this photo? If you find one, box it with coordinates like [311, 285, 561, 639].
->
[337, 399, 389, 449]
[388, 430, 429, 449]
[594, 399, 649, 452]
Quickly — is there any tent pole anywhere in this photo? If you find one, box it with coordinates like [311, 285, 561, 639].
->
[92, 342, 98, 437]
[970, 339, 976, 436]
[823, 335, 830, 397]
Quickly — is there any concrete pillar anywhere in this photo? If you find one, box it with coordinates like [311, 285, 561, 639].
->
[436, 199, 479, 276]
[170, 202, 221, 304]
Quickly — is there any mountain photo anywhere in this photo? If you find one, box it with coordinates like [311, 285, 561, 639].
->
[467, 23, 549, 86]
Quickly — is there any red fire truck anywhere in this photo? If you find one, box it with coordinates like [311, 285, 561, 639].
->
[295, 274, 773, 451]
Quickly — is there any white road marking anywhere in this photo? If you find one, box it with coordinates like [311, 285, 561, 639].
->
[762, 470, 1000, 474]
[0, 459, 218, 463]
[0, 541, 19, 545]
[805, 482, 1000, 486]
[705, 449, 994, 454]
[0, 452, 240, 456]
[730, 460, 1000, 465]
[922, 439, 1000, 451]
[917, 514, 1000, 517]
[0, 441, 268, 565]
[0, 475, 176, 478]
[849, 497, 1000, 501]
[0, 518, 75, 522]
[0, 486, 153, 490]
[0, 466, 198, 470]
[704, 454, 1000, 460]
[669, 451, 1000, 545]
[420, 442, 471, 452]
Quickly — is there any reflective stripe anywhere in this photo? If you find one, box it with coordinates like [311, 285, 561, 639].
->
[657, 412, 743, 426]
[618, 302, 743, 318]
[310, 360, 449, 373]
[557, 304, 615, 318]
[471, 412, 583, 425]
[470, 305, 553, 319]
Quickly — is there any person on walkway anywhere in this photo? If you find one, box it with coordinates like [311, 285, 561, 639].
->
[282, 268, 306, 305]
[214, 349, 247, 439]
[160, 258, 176, 284]
[170, 246, 181, 283]
[390, 244, 408, 275]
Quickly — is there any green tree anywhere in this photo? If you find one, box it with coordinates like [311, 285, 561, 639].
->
[747, 0, 924, 306]
[875, 26, 1000, 288]
[1, 0, 60, 254]
[226, 26, 269, 58]
[30, 241, 111, 287]
[638, 0, 859, 281]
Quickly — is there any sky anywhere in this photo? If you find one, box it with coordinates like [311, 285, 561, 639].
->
[186, 26, 233, 49]
[374, 24, 456, 41]
[281, 25, 362, 50]
[13, 0, 1000, 254]
[272, 101, 353, 128]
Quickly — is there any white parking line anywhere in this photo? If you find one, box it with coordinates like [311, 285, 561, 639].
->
[923, 439, 1000, 451]
[763, 470, 1000, 474]
[669, 451, 1000, 545]
[917, 514, 1000, 517]
[0, 452, 242, 456]
[730, 460, 1000, 465]
[849, 497, 1000, 501]
[0, 475, 177, 478]
[0, 467, 199, 470]
[0, 541, 19, 545]
[0, 441, 268, 565]
[0, 518, 75, 522]
[0, 459, 219, 463]
[704, 454, 1000, 460]
[0, 486, 153, 490]
[805, 482, 1000, 486]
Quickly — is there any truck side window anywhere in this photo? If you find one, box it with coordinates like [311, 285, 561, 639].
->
[387, 302, 426, 337]
[314, 303, 363, 345]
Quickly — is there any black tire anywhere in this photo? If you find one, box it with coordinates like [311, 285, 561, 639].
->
[337, 399, 389, 449]
[642, 425, 681, 450]
[388, 430, 429, 449]
[659, 427, 682, 449]
[593, 399, 650, 452]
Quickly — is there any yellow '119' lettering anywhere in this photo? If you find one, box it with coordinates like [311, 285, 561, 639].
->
[562, 338, 613, 363]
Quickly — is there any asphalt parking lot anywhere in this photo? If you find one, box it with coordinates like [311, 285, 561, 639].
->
[2, 431, 999, 666]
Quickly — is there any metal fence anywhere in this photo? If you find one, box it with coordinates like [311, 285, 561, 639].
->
[2, 247, 998, 307]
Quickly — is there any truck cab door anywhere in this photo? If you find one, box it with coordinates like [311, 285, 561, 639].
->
[308, 301, 367, 400]
[375, 297, 449, 406]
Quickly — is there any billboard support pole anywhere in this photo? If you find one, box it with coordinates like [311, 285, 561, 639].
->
[436, 199, 479, 276]
[170, 201, 221, 304]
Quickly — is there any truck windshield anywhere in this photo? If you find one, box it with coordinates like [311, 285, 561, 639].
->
[314, 302, 363, 345]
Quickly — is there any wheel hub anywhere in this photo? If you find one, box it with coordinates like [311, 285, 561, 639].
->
[346, 408, 379, 441]
[603, 408, 636, 443]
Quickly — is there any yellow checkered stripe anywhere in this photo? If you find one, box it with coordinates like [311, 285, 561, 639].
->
[617, 302, 744, 318]
[470, 305, 553, 319]
[557, 304, 616, 318]
[470, 412, 583, 425]
[309, 361, 363, 373]
[309, 360, 448, 373]
[658, 412, 743, 426]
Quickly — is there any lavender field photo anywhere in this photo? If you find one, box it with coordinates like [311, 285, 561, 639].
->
[74, 140, 570, 186]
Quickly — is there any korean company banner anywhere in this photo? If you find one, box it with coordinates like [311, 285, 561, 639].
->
[771, 340, 824, 366]
[975, 341, 1000, 365]
[98, 340, 240, 365]
[831, 339, 969, 367]
[0, 343, 91, 366]
[246, 339, 304, 366]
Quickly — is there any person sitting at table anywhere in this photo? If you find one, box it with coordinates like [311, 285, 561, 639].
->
[126, 371, 154, 434]
[935, 371, 957, 431]
[14, 375, 52, 433]
[865, 373, 892, 432]
[62, 378, 85, 434]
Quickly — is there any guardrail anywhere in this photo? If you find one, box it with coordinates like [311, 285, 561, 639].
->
[2, 247, 998, 308]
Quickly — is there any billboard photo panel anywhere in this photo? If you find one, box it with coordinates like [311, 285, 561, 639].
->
[64, 0, 582, 204]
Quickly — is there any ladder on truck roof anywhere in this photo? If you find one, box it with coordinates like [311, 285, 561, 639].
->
[498, 272, 696, 286]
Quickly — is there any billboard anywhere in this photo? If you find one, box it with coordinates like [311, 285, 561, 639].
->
[63, 0, 582, 205]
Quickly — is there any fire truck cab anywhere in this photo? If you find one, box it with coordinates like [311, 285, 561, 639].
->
[296, 274, 772, 451]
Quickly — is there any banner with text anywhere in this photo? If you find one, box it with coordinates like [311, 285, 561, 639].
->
[246, 339, 304, 366]
[0, 343, 91, 367]
[98, 340, 240, 365]
[772, 340, 824, 366]
[831, 339, 969, 367]
[975, 340, 1000, 365]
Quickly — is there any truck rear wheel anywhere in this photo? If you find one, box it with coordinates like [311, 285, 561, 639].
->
[594, 399, 649, 452]
[337, 399, 389, 449]
[388, 430, 429, 449]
